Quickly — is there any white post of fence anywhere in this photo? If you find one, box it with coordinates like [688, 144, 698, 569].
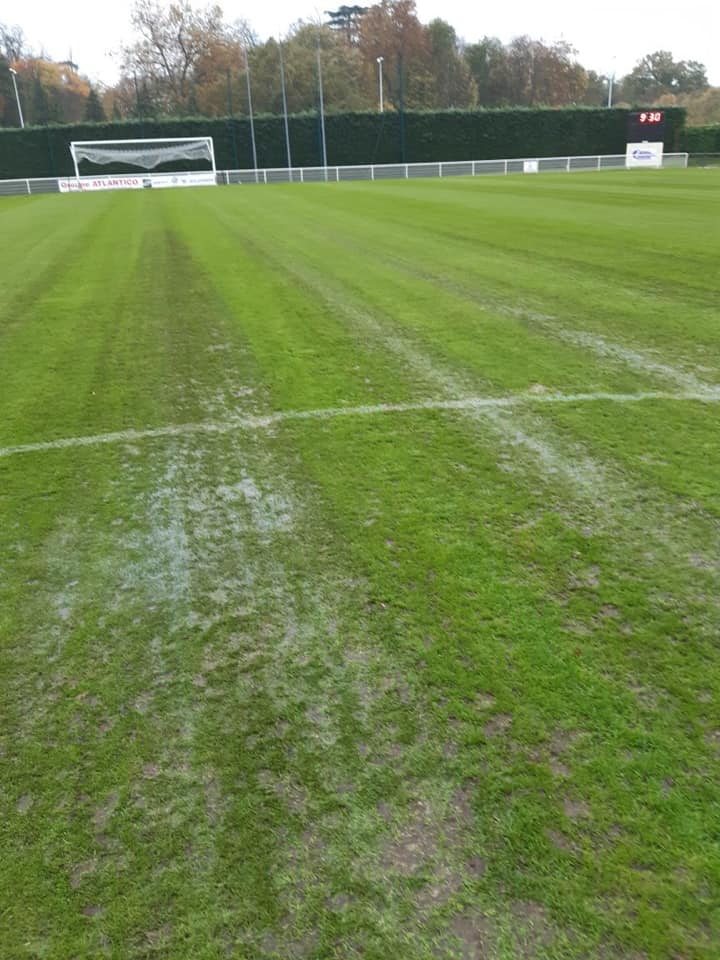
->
[597, 156, 602, 170]
[405, 164, 409, 179]
[263, 170, 268, 184]
[336, 167, 340, 182]
[472, 161, 476, 176]
[439, 163, 443, 178]
[504, 160, 508, 175]
[566, 157, 571, 172]
[25, 179, 31, 195]
[371, 166, 375, 181]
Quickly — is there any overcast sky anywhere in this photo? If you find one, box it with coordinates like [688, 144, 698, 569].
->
[4, 0, 719, 86]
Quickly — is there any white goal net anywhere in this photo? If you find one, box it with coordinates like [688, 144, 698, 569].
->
[66, 137, 217, 191]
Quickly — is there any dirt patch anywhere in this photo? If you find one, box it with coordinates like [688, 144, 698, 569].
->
[549, 729, 582, 756]
[549, 758, 571, 777]
[474, 693, 496, 710]
[436, 910, 498, 959]
[82, 905, 105, 918]
[483, 714, 512, 737]
[204, 776, 224, 825]
[628, 682, 660, 710]
[382, 825, 435, 876]
[145, 924, 172, 946]
[258, 770, 308, 814]
[70, 860, 97, 889]
[466, 856, 486, 877]
[382, 799, 439, 876]
[564, 797, 591, 819]
[16, 794, 32, 814]
[142, 763, 160, 779]
[327, 893, 354, 912]
[569, 566, 600, 590]
[377, 802, 393, 821]
[546, 828, 575, 853]
[416, 869, 462, 912]
[451, 785, 475, 827]
[93, 792, 119, 830]
[511, 900, 557, 953]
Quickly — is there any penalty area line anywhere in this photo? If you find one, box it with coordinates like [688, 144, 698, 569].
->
[1, 389, 719, 460]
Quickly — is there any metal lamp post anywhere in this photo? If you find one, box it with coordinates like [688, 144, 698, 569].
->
[9, 68, 24, 128]
[243, 48, 258, 179]
[607, 57, 616, 108]
[377, 56, 384, 113]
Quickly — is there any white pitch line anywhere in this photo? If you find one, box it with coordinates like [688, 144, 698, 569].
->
[2, 389, 720, 461]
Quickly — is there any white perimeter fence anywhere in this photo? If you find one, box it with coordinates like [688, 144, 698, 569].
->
[0, 152, 689, 196]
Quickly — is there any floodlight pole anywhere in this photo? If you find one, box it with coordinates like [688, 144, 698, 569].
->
[8, 68, 24, 129]
[607, 57, 616, 109]
[377, 57, 384, 113]
[316, 34, 328, 177]
[244, 47, 259, 182]
[279, 38, 293, 179]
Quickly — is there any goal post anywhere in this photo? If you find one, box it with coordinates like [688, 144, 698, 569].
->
[65, 137, 217, 191]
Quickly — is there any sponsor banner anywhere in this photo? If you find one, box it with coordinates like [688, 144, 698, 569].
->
[59, 172, 216, 193]
[523, 160, 539, 174]
[147, 172, 217, 189]
[59, 176, 142, 192]
[625, 142, 664, 169]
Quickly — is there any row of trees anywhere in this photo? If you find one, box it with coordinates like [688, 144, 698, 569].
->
[1, 1, 716, 128]
[0, 23, 105, 126]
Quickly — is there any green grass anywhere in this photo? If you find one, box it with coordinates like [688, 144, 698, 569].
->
[1, 169, 719, 959]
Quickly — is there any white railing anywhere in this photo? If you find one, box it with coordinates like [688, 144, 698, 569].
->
[0, 152, 689, 196]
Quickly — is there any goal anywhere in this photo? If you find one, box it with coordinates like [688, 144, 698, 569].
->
[65, 137, 217, 191]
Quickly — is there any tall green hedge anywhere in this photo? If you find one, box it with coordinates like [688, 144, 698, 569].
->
[0, 106, 687, 180]
[679, 124, 720, 153]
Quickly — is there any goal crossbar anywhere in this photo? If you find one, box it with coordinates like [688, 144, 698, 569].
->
[69, 137, 217, 178]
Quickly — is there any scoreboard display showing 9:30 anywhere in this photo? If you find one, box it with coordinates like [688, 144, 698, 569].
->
[627, 110, 666, 142]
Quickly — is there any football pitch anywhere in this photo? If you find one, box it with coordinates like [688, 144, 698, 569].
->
[1, 169, 719, 959]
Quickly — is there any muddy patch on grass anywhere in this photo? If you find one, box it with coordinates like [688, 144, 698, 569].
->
[474, 693, 496, 710]
[257, 770, 308, 815]
[416, 868, 463, 911]
[81, 904, 105, 918]
[511, 900, 558, 954]
[564, 797, 591, 820]
[69, 859, 97, 889]
[546, 828, 576, 853]
[483, 713, 513, 738]
[382, 799, 439, 876]
[549, 758, 571, 777]
[434, 910, 499, 959]
[92, 792, 119, 831]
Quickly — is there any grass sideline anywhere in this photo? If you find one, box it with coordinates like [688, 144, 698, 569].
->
[1, 169, 719, 959]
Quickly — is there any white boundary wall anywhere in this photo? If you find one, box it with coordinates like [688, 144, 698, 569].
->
[0, 152, 689, 196]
